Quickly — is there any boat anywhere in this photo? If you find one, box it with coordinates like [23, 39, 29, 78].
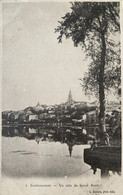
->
[84, 146, 121, 173]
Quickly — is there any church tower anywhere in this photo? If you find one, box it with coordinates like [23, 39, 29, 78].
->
[67, 89, 74, 104]
[36, 102, 40, 107]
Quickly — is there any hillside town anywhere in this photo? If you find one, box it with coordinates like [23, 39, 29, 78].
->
[2, 90, 121, 140]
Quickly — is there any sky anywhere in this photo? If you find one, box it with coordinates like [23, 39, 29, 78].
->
[2, 2, 91, 111]
[2, 2, 119, 111]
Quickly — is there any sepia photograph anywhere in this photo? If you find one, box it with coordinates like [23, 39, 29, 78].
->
[1, 1, 122, 194]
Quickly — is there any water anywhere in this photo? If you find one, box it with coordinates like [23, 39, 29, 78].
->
[2, 126, 93, 178]
[2, 126, 121, 179]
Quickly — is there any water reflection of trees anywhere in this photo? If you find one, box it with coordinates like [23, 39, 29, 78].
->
[3, 126, 83, 139]
[2, 126, 90, 146]
[2, 126, 91, 158]
[2, 126, 121, 177]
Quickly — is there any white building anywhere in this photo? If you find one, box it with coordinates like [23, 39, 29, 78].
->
[29, 114, 38, 121]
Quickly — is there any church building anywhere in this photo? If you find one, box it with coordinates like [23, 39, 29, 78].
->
[67, 90, 75, 105]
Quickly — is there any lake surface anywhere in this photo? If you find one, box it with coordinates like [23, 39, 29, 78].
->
[2, 126, 120, 179]
[2, 126, 96, 178]
[2, 136, 93, 178]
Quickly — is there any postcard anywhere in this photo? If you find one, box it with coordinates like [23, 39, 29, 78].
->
[0, 1, 123, 195]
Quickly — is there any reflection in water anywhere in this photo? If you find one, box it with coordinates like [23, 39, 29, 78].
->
[2, 126, 90, 158]
[2, 125, 121, 178]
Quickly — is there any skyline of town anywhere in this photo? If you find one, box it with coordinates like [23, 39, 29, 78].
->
[3, 90, 119, 111]
[2, 88, 120, 112]
[2, 89, 92, 111]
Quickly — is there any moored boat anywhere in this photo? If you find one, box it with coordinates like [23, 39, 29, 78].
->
[84, 146, 121, 173]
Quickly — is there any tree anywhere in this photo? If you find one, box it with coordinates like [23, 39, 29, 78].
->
[55, 2, 120, 136]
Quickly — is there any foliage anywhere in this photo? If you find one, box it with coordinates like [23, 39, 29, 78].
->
[81, 40, 121, 97]
[55, 2, 120, 134]
[55, 2, 120, 97]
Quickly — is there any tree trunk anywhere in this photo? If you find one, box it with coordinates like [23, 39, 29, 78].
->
[99, 32, 106, 139]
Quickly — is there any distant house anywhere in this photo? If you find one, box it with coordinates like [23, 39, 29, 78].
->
[14, 113, 19, 121]
[29, 114, 38, 121]
[48, 110, 55, 114]
[2, 111, 12, 123]
[82, 114, 86, 120]
[18, 113, 27, 123]
[82, 128, 87, 135]
[8, 112, 13, 118]
[49, 114, 56, 119]
[8, 112, 15, 123]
